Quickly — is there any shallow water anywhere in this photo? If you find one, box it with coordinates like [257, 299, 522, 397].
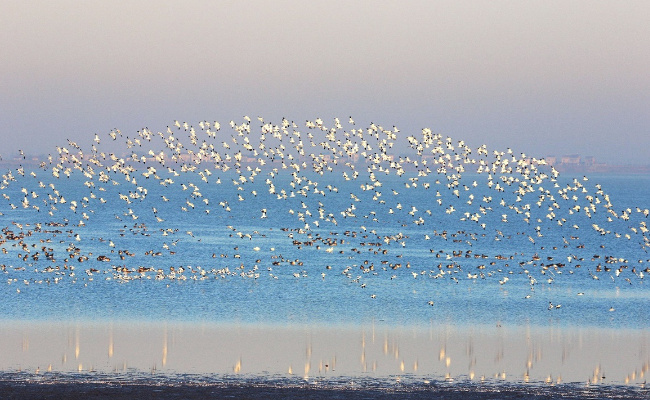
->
[1, 172, 649, 328]
[1, 156, 650, 398]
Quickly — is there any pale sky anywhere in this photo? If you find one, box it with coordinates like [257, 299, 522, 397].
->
[1, 0, 649, 164]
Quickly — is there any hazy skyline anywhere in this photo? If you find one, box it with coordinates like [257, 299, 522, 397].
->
[1, 1, 649, 164]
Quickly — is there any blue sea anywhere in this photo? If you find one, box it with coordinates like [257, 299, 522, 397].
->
[2, 168, 649, 328]
[1, 133, 649, 397]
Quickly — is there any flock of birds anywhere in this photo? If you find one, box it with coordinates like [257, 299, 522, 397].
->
[1, 116, 649, 310]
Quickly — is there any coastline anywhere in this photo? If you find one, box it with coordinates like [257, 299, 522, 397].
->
[1, 373, 648, 400]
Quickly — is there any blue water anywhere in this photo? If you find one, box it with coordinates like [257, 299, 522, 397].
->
[2, 162, 649, 329]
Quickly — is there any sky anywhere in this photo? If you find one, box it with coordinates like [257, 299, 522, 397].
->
[1, 0, 649, 164]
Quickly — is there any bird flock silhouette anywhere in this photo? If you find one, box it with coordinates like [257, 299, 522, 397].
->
[1, 117, 648, 309]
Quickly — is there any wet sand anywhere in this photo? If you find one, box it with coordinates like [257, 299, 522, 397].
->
[0, 371, 649, 400]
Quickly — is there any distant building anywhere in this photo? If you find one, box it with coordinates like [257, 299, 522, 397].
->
[544, 155, 557, 166]
[583, 156, 596, 166]
[561, 154, 581, 165]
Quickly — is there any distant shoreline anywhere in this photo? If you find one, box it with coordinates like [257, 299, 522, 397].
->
[1, 157, 649, 175]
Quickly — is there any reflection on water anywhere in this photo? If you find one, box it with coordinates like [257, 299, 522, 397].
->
[0, 320, 647, 386]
